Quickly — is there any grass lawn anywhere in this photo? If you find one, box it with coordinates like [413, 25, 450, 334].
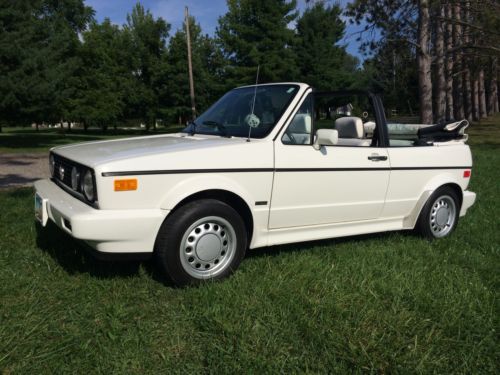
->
[0, 119, 499, 372]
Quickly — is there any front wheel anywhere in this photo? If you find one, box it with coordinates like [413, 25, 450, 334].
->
[154, 199, 247, 286]
[416, 187, 460, 240]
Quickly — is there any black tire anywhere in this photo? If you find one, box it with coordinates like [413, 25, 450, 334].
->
[154, 199, 247, 286]
[416, 186, 460, 240]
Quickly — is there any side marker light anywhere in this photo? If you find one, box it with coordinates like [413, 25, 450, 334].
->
[114, 179, 138, 191]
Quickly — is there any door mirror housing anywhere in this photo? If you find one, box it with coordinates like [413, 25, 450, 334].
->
[313, 129, 338, 150]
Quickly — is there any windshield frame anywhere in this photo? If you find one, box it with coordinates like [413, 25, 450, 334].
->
[182, 84, 300, 139]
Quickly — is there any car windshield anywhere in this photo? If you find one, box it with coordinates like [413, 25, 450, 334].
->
[182, 84, 299, 138]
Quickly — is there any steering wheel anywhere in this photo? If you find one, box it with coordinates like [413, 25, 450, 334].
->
[285, 129, 297, 144]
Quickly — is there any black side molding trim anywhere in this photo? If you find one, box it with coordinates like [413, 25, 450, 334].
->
[276, 167, 391, 172]
[102, 168, 274, 177]
[102, 166, 472, 177]
[390, 166, 472, 171]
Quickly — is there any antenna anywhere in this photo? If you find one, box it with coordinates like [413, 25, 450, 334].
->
[185, 6, 196, 120]
[247, 65, 260, 142]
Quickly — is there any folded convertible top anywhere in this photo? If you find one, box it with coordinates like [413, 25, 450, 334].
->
[417, 120, 469, 142]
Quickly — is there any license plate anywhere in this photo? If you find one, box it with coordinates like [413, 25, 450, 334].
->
[35, 193, 48, 226]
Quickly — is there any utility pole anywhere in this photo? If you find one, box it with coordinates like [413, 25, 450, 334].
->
[185, 6, 196, 120]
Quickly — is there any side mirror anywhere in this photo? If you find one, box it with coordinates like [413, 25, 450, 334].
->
[313, 129, 338, 150]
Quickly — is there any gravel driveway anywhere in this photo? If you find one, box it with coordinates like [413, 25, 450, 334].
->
[0, 153, 49, 189]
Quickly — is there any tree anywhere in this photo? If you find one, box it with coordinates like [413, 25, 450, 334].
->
[346, 0, 436, 122]
[0, 0, 93, 129]
[417, 0, 433, 123]
[293, 2, 358, 91]
[70, 19, 131, 131]
[217, 0, 299, 86]
[347, 0, 499, 123]
[444, 2, 454, 120]
[123, 3, 170, 130]
[433, 1, 446, 123]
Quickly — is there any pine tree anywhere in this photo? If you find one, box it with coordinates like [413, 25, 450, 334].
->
[217, 0, 299, 86]
[293, 2, 358, 91]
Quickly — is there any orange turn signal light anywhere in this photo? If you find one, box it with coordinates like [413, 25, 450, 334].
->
[114, 179, 137, 191]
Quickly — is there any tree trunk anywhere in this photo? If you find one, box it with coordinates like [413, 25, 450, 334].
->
[418, 0, 433, 124]
[434, 3, 446, 123]
[462, 1, 472, 122]
[479, 68, 487, 118]
[472, 75, 479, 121]
[453, 2, 464, 119]
[489, 57, 499, 114]
[445, 2, 454, 120]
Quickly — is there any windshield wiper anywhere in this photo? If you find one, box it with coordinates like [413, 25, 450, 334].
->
[202, 120, 230, 137]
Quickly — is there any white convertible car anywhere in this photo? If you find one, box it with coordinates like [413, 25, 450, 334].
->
[35, 83, 476, 285]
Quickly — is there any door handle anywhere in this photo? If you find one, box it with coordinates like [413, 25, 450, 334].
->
[368, 155, 388, 161]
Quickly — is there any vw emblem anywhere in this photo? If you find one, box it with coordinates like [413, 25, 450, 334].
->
[59, 165, 65, 180]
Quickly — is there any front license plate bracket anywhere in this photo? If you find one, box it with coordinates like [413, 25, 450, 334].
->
[35, 193, 48, 226]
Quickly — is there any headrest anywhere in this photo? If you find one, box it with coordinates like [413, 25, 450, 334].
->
[289, 113, 312, 133]
[334, 116, 364, 138]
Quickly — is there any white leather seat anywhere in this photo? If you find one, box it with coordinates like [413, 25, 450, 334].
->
[334, 116, 371, 146]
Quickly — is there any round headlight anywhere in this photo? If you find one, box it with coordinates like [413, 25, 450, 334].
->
[82, 170, 95, 202]
[71, 167, 79, 190]
[49, 154, 55, 176]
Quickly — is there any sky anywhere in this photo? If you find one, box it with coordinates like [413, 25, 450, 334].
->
[84, 0, 367, 61]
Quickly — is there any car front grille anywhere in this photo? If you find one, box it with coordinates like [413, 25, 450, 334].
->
[51, 153, 98, 208]
[53, 154, 75, 188]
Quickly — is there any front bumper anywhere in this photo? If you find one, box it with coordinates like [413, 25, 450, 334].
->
[460, 190, 476, 217]
[34, 179, 168, 255]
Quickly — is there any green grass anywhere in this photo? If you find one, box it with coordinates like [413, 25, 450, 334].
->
[0, 126, 184, 153]
[1, 148, 499, 372]
[468, 113, 500, 146]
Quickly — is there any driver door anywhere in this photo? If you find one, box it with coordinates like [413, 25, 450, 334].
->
[269, 92, 390, 229]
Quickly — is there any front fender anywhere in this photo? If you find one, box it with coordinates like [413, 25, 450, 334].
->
[158, 174, 255, 212]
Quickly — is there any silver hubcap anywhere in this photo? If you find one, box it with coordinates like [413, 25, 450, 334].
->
[179, 216, 236, 279]
[429, 195, 456, 237]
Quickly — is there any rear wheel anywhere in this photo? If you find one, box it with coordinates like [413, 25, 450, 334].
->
[416, 187, 460, 240]
[154, 199, 247, 286]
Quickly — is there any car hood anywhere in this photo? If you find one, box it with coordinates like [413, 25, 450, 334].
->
[52, 133, 269, 170]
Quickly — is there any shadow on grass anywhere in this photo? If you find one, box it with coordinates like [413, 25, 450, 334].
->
[35, 221, 146, 279]
[34, 218, 177, 286]
[34, 213, 416, 286]
[0, 174, 39, 186]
